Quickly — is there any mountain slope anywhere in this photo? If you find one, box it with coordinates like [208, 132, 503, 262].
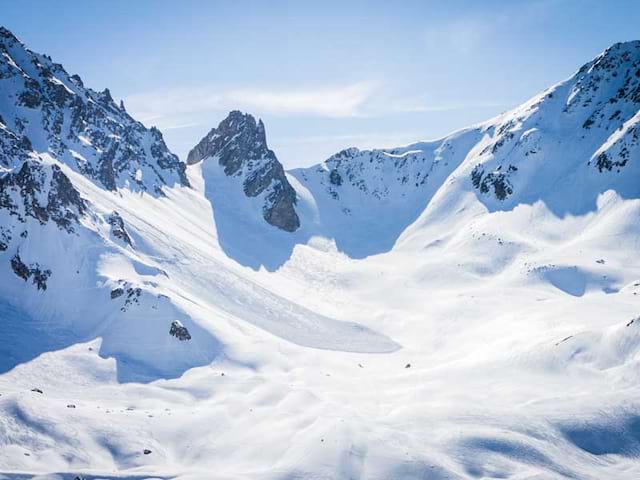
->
[0, 28, 188, 194]
[0, 28, 395, 383]
[296, 41, 640, 255]
[197, 43, 640, 265]
[1, 27, 640, 480]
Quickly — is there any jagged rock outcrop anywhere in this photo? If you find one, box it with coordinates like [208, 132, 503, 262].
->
[187, 111, 300, 232]
[0, 26, 188, 195]
[169, 320, 191, 341]
[10, 253, 51, 290]
[0, 159, 86, 232]
[107, 211, 133, 246]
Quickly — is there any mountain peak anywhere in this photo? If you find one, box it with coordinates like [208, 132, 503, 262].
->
[0, 28, 189, 194]
[188, 111, 300, 232]
[577, 40, 640, 77]
[187, 110, 267, 166]
[0, 26, 20, 45]
[603, 40, 640, 56]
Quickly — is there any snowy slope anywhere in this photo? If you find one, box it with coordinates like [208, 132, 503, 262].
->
[0, 27, 395, 379]
[1, 27, 640, 480]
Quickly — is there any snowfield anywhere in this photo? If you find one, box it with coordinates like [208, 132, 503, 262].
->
[1, 28, 640, 479]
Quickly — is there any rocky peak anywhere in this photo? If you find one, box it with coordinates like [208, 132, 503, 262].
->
[187, 110, 267, 168]
[0, 26, 189, 195]
[0, 26, 18, 43]
[188, 111, 300, 232]
[465, 41, 640, 204]
[567, 40, 640, 115]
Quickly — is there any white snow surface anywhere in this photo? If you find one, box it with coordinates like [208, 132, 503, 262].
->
[1, 39, 640, 479]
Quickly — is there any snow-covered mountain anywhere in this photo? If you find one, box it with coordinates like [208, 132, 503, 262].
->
[187, 110, 299, 232]
[0, 26, 222, 380]
[293, 41, 640, 252]
[1, 26, 640, 480]
[192, 41, 640, 262]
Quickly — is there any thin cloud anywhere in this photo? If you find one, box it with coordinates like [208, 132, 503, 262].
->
[124, 82, 378, 126]
[226, 83, 376, 117]
[161, 122, 200, 131]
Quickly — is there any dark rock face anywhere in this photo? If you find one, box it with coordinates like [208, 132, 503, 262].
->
[108, 211, 133, 246]
[121, 287, 142, 312]
[0, 226, 10, 251]
[187, 111, 300, 232]
[0, 27, 189, 195]
[0, 121, 31, 168]
[169, 320, 191, 341]
[0, 160, 86, 232]
[11, 253, 51, 290]
[329, 169, 343, 186]
[0, 158, 83, 291]
[110, 288, 125, 299]
[471, 165, 516, 201]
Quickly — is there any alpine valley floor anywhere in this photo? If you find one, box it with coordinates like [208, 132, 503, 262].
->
[2, 168, 640, 480]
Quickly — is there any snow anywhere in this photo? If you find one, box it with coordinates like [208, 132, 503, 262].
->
[1, 34, 640, 479]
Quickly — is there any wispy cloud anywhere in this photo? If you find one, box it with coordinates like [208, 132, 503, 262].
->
[225, 83, 376, 117]
[161, 122, 200, 131]
[124, 82, 378, 128]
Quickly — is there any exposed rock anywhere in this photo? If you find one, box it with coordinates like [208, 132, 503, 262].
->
[10, 254, 30, 281]
[0, 160, 86, 232]
[471, 165, 515, 201]
[11, 254, 51, 290]
[0, 27, 189, 193]
[169, 320, 191, 341]
[31, 267, 51, 291]
[0, 226, 11, 251]
[110, 288, 125, 299]
[187, 111, 300, 232]
[108, 211, 133, 246]
[120, 287, 142, 311]
[329, 169, 342, 186]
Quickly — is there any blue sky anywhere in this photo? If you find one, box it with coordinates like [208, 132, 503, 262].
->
[3, 0, 640, 167]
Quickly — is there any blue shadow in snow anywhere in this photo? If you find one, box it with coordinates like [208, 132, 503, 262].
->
[0, 300, 226, 384]
[561, 416, 640, 456]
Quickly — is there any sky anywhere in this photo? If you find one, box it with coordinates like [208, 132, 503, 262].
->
[3, 0, 640, 167]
